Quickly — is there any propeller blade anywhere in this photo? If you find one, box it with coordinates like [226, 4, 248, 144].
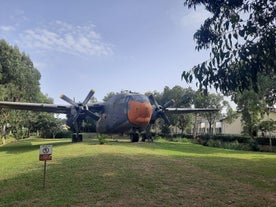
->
[60, 94, 78, 107]
[161, 113, 171, 126]
[84, 110, 100, 121]
[83, 90, 95, 105]
[163, 99, 175, 109]
[149, 94, 172, 125]
[66, 114, 78, 128]
[148, 94, 159, 108]
[72, 114, 80, 125]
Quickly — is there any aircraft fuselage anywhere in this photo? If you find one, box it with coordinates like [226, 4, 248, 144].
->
[96, 93, 152, 133]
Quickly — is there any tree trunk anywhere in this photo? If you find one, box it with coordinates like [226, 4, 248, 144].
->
[2, 125, 6, 145]
[209, 122, 213, 137]
[193, 113, 198, 139]
[269, 137, 272, 152]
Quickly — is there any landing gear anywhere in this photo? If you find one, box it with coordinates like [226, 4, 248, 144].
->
[130, 133, 139, 142]
[141, 124, 153, 142]
[141, 133, 153, 142]
[72, 133, 83, 142]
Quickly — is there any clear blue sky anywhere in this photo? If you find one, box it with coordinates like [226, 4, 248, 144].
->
[0, 0, 211, 104]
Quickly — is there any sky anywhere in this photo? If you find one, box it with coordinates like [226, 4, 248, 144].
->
[0, 0, 212, 104]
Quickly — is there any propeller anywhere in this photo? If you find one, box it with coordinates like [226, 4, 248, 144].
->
[61, 90, 99, 129]
[148, 94, 175, 126]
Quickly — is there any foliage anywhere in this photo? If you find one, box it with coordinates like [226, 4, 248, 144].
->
[80, 116, 96, 132]
[206, 139, 249, 151]
[35, 113, 65, 138]
[161, 124, 171, 139]
[177, 114, 192, 134]
[234, 89, 267, 137]
[97, 134, 107, 144]
[55, 129, 73, 138]
[0, 40, 58, 140]
[146, 86, 232, 137]
[182, 0, 275, 105]
[223, 105, 239, 124]
[172, 137, 190, 143]
[256, 137, 276, 145]
[259, 119, 276, 137]
[195, 133, 276, 151]
[194, 91, 226, 134]
[147, 86, 198, 134]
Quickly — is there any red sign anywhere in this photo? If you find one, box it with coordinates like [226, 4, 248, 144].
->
[39, 145, 53, 161]
[39, 154, 52, 161]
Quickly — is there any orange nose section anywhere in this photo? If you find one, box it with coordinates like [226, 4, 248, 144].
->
[128, 101, 152, 126]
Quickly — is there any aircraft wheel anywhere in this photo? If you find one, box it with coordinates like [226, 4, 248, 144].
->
[141, 134, 146, 142]
[78, 134, 83, 142]
[130, 133, 139, 142]
[72, 134, 77, 143]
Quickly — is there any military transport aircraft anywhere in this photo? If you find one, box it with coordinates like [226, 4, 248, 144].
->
[0, 90, 218, 142]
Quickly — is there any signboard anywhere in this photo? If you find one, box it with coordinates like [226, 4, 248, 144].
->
[39, 145, 53, 161]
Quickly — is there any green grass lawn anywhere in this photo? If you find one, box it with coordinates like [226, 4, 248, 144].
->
[0, 137, 275, 207]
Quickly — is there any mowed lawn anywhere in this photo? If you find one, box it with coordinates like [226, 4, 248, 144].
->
[0, 137, 275, 207]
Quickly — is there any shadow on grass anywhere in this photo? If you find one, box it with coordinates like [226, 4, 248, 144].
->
[134, 139, 276, 157]
[0, 138, 72, 154]
[100, 138, 245, 156]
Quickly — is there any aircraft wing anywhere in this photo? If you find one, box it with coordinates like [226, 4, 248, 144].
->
[0, 101, 105, 114]
[0, 101, 71, 114]
[165, 108, 219, 114]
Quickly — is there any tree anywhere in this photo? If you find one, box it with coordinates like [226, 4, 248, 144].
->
[234, 89, 267, 137]
[33, 113, 64, 138]
[177, 114, 192, 135]
[259, 119, 276, 151]
[182, 0, 275, 105]
[0, 40, 55, 141]
[147, 86, 196, 136]
[194, 91, 226, 135]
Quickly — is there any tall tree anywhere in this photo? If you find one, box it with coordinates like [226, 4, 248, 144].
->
[259, 119, 276, 151]
[234, 89, 267, 137]
[149, 86, 196, 136]
[0, 40, 52, 141]
[194, 91, 226, 134]
[182, 0, 275, 105]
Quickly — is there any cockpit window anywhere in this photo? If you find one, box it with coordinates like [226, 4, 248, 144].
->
[129, 95, 149, 102]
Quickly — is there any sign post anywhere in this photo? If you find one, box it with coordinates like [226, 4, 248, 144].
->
[39, 145, 53, 189]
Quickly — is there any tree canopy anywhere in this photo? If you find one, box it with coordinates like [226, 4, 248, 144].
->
[182, 0, 275, 105]
[146, 85, 228, 136]
[0, 40, 63, 141]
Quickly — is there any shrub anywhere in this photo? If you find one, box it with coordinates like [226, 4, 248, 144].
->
[55, 130, 73, 138]
[98, 135, 107, 144]
[173, 137, 190, 143]
[207, 139, 222, 148]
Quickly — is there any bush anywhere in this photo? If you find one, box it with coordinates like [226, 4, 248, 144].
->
[207, 139, 222, 148]
[181, 134, 194, 139]
[256, 137, 276, 145]
[193, 134, 275, 152]
[199, 134, 251, 143]
[173, 137, 190, 143]
[98, 135, 107, 144]
[55, 130, 73, 138]
[206, 140, 249, 151]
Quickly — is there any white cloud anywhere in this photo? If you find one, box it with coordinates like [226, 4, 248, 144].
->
[20, 21, 113, 56]
[0, 25, 15, 32]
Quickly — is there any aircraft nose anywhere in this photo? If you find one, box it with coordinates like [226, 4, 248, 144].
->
[128, 101, 152, 126]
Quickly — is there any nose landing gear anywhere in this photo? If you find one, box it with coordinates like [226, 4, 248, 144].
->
[130, 132, 139, 142]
